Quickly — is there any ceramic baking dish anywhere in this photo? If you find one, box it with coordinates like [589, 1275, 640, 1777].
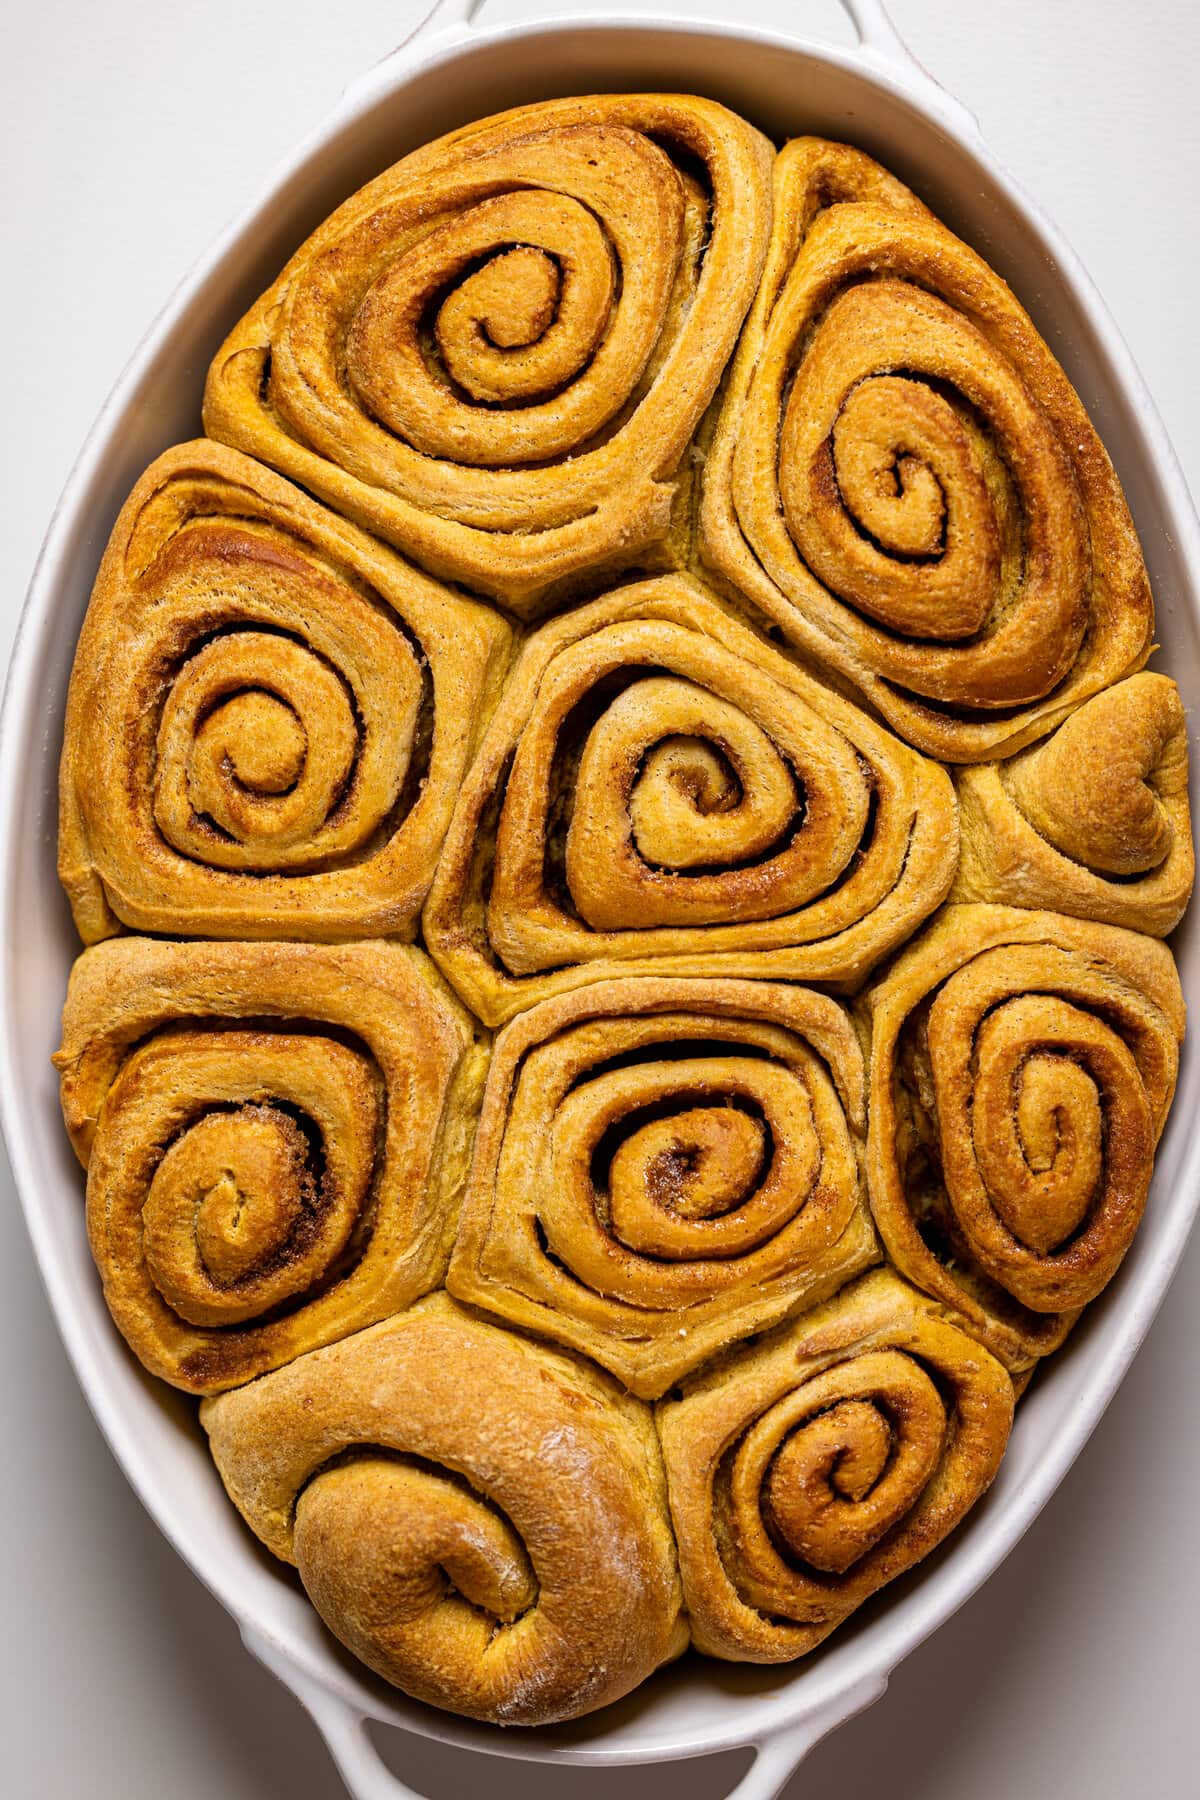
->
[3, 3, 1198, 1796]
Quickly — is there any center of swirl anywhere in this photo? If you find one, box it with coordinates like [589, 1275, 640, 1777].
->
[342, 176, 640, 465]
[557, 666, 874, 934]
[764, 1399, 893, 1567]
[539, 1042, 851, 1294]
[296, 1459, 539, 1647]
[616, 1106, 768, 1229]
[831, 377, 950, 560]
[449, 245, 562, 351]
[186, 1105, 315, 1284]
[630, 737, 749, 869]
[155, 626, 371, 870]
[143, 1102, 321, 1321]
[202, 691, 307, 795]
[729, 1353, 947, 1577]
[110, 1026, 383, 1335]
[980, 1033, 1104, 1255]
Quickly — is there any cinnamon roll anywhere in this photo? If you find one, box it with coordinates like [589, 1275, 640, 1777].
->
[423, 573, 957, 1026]
[59, 442, 511, 944]
[952, 674, 1193, 933]
[862, 905, 1185, 1371]
[447, 975, 878, 1397]
[701, 138, 1153, 760]
[55, 937, 486, 1391]
[203, 96, 773, 615]
[201, 1293, 686, 1723]
[657, 1269, 1014, 1660]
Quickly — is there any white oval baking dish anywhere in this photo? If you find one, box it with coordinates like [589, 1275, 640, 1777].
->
[3, 3, 1198, 1797]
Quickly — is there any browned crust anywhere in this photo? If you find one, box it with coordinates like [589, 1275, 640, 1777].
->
[657, 1269, 1014, 1660]
[203, 96, 774, 616]
[58, 439, 513, 945]
[423, 572, 958, 1027]
[55, 936, 486, 1391]
[201, 1292, 686, 1723]
[447, 974, 880, 1396]
[700, 137, 1153, 760]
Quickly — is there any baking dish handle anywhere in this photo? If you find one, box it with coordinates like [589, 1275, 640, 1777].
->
[711, 1676, 892, 1800]
[242, 1626, 425, 1800]
[395, 0, 483, 48]
[363, 0, 980, 143]
[841, 0, 981, 137]
[244, 1624, 887, 1800]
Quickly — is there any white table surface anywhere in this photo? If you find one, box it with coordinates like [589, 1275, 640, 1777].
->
[3, 1, 1198, 1794]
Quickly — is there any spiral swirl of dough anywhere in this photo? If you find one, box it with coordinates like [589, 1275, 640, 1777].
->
[58, 442, 511, 944]
[952, 674, 1193, 933]
[201, 1293, 686, 1723]
[447, 975, 878, 1397]
[657, 1270, 1013, 1659]
[424, 573, 957, 1026]
[203, 96, 773, 616]
[701, 138, 1153, 760]
[862, 905, 1185, 1370]
[54, 937, 486, 1391]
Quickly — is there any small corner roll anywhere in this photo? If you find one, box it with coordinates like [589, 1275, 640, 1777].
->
[54, 937, 488, 1392]
[423, 572, 958, 1027]
[203, 96, 774, 617]
[201, 1293, 687, 1724]
[58, 441, 512, 945]
[951, 673, 1194, 935]
[656, 1268, 1014, 1661]
[861, 904, 1185, 1372]
[447, 975, 879, 1398]
[700, 137, 1153, 762]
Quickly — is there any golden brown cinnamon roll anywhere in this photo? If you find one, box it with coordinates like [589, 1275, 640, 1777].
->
[952, 674, 1194, 933]
[201, 1293, 686, 1723]
[701, 138, 1153, 760]
[657, 1269, 1013, 1660]
[861, 905, 1185, 1371]
[55, 937, 486, 1392]
[203, 96, 773, 615]
[424, 573, 957, 1026]
[59, 442, 511, 944]
[447, 976, 878, 1397]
